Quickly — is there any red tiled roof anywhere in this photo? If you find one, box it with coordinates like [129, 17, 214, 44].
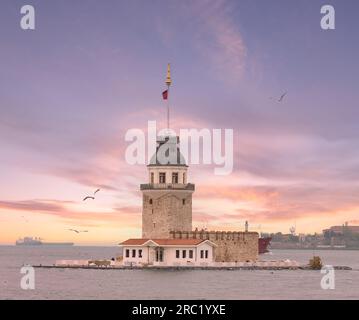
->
[119, 238, 211, 246]
[120, 239, 149, 245]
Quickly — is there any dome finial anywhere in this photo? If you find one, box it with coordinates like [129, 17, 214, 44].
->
[165, 63, 172, 86]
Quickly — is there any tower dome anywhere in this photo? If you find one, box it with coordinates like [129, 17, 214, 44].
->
[148, 135, 187, 167]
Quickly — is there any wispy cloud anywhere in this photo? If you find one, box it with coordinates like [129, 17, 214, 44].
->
[0, 200, 68, 213]
[0, 199, 141, 227]
[196, 185, 278, 203]
[156, 0, 247, 83]
[190, 0, 247, 82]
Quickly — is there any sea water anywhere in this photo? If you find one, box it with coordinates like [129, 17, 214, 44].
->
[0, 246, 358, 300]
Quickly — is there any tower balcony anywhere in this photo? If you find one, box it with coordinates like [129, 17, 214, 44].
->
[140, 183, 195, 191]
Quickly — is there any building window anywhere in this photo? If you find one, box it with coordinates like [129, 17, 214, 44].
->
[176, 250, 180, 258]
[205, 250, 208, 259]
[172, 172, 178, 184]
[139, 249, 142, 258]
[125, 249, 129, 258]
[150, 172, 154, 184]
[149, 199, 153, 205]
[189, 250, 193, 259]
[183, 173, 186, 184]
[159, 172, 166, 183]
[182, 250, 186, 258]
[200, 250, 204, 259]
[132, 249, 136, 258]
[156, 248, 164, 262]
[182, 199, 185, 205]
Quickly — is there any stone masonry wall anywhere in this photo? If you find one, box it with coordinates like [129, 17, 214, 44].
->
[170, 230, 258, 262]
[142, 191, 193, 238]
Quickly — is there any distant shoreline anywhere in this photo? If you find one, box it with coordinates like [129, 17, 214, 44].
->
[1, 244, 358, 251]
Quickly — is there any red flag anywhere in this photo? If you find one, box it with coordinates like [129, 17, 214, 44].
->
[162, 90, 168, 100]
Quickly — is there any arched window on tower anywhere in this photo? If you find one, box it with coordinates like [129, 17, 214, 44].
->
[150, 172, 154, 184]
[183, 173, 186, 184]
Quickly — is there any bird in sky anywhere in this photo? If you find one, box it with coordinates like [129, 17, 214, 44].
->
[83, 196, 95, 201]
[68, 229, 88, 234]
[278, 91, 287, 102]
[83, 188, 100, 201]
[269, 91, 287, 102]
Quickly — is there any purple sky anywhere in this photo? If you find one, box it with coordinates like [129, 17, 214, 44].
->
[1, 0, 359, 244]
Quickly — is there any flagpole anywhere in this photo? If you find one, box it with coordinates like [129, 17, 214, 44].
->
[165, 63, 172, 133]
[167, 84, 170, 131]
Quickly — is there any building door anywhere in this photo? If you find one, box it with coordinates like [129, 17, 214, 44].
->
[147, 247, 157, 264]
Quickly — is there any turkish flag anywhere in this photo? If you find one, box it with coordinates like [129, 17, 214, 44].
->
[162, 90, 168, 100]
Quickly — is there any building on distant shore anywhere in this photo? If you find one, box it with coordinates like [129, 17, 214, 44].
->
[323, 223, 359, 236]
[323, 223, 359, 248]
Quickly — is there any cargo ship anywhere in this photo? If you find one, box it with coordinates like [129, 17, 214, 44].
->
[16, 237, 74, 246]
[259, 237, 271, 254]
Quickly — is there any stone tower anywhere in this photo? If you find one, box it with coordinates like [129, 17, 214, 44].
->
[141, 135, 195, 238]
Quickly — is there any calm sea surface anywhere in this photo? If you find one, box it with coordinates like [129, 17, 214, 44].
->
[0, 246, 358, 300]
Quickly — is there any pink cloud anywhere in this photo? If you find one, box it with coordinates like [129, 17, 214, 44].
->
[196, 185, 278, 203]
[187, 0, 247, 82]
[0, 199, 141, 227]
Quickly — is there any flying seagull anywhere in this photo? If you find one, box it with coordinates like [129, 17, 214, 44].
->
[278, 91, 287, 102]
[83, 188, 101, 201]
[269, 91, 287, 102]
[83, 196, 95, 201]
[68, 229, 88, 234]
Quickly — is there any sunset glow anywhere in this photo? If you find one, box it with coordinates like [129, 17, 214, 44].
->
[1, 0, 359, 245]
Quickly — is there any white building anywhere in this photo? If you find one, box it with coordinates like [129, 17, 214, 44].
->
[119, 238, 217, 267]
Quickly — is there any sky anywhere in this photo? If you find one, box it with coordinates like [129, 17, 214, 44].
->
[0, 0, 359, 245]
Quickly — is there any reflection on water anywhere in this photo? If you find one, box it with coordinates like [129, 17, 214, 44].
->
[0, 246, 358, 300]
